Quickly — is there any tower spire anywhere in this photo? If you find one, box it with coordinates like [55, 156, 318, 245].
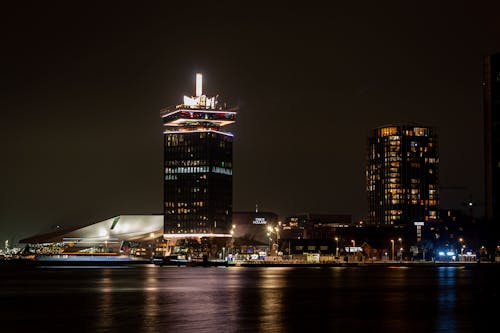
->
[196, 73, 203, 97]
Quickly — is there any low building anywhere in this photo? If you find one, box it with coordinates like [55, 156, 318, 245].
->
[232, 211, 279, 245]
[280, 213, 352, 239]
[20, 215, 163, 257]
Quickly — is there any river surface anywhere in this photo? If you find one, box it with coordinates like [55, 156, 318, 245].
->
[0, 265, 498, 332]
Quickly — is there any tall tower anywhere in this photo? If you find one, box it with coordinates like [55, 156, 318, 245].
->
[483, 53, 500, 222]
[161, 74, 237, 235]
[366, 124, 439, 226]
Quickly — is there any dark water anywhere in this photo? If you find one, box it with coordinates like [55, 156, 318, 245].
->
[0, 265, 498, 332]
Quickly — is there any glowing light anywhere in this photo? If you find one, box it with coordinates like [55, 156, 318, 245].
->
[162, 109, 237, 118]
[163, 129, 234, 137]
[163, 233, 233, 239]
[183, 95, 199, 107]
[196, 73, 202, 97]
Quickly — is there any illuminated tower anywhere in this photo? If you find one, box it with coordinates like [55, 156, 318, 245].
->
[161, 74, 237, 234]
[483, 53, 500, 222]
[366, 124, 439, 226]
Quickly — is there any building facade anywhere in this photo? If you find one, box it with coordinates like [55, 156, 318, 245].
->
[232, 211, 279, 244]
[161, 74, 237, 234]
[280, 213, 352, 239]
[366, 124, 439, 226]
[483, 53, 500, 222]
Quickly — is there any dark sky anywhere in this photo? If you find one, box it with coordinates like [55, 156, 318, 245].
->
[1, 1, 500, 243]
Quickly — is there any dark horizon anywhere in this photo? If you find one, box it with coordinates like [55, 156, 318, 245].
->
[1, 1, 500, 243]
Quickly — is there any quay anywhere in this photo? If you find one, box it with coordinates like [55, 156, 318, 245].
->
[2, 255, 498, 268]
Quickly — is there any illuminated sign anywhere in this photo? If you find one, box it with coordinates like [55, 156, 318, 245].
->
[345, 246, 362, 253]
[253, 217, 267, 225]
[414, 221, 425, 226]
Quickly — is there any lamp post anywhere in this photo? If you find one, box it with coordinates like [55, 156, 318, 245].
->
[335, 237, 339, 258]
[267, 226, 272, 255]
[267, 226, 275, 256]
[390, 239, 395, 261]
[275, 226, 280, 255]
[230, 224, 236, 259]
[458, 238, 464, 261]
[398, 238, 403, 261]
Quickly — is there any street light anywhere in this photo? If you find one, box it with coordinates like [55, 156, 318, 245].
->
[398, 238, 403, 261]
[458, 238, 464, 261]
[275, 226, 280, 252]
[334, 237, 339, 257]
[390, 239, 395, 261]
[268, 236, 272, 255]
[267, 226, 277, 256]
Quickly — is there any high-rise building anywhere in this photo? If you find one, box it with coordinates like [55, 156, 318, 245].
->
[161, 74, 237, 235]
[366, 124, 439, 226]
[483, 53, 500, 222]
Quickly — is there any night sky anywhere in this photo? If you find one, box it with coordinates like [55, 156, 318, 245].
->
[1, 1, 500, 243]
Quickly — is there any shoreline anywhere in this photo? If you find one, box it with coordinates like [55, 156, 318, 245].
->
[1, 258, 498, 268]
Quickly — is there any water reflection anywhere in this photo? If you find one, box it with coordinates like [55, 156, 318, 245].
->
[436, 267, 457, 332]
[257, 268, 287, 332]
[97, 269, 114, 331]
[143, 272, 159, 332]
[1, 265, 497, 332]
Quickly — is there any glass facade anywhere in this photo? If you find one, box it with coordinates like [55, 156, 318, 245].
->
[164, 131, 233, 234]
[484, 53, 500, 221]
[366, 124, 439, 225]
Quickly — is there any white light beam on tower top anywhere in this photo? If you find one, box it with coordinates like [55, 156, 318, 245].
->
[196, 73, 203, 97]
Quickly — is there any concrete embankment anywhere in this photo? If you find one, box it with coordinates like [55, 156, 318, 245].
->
[229, 261, 494, 268]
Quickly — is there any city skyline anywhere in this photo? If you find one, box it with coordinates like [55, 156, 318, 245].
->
[1, 1, 500, 242]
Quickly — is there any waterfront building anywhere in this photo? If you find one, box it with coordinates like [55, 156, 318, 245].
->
[483, 53, 500, 222]
[366, 124, 439, 227]
[280, 213, 352, 239]
[19, 215, 164, 257]
[232, 211, 279, 244]
[161, 74, 237, 235]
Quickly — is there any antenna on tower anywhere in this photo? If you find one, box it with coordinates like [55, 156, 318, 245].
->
[196, 73, 203, 97]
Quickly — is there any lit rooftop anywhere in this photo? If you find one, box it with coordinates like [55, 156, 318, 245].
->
[161, 73, 237, 131]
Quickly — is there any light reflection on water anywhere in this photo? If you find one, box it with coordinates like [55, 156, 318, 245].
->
[0, 265, 497, 332]
[436, 267, 457, 333]
[257, 268, 288, 332]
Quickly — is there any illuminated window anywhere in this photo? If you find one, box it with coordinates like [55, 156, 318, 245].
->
[380, 127, 398, 136]
[414, 127, 428, 136]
